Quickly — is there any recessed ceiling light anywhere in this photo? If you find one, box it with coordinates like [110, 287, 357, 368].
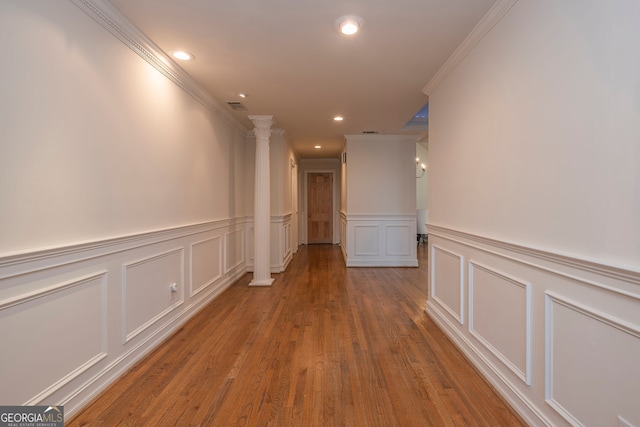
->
[315, 145, 322, 149]
[238, 92, 248, 98]
[336, 15, 363, 36]
[171, 50, 195, 61]
[334, 116, 344, 121]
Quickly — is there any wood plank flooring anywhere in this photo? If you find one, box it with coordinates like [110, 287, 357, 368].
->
[68, 244, 526, 426]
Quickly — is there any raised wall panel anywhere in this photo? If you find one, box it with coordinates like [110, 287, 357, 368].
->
[385, 225, 411, 256]
[122, 248, 184, 343]
[354, 225, 379, 256]
[339, 213, 348, 261]
[270, 216, 293, 273]
[469, 261, 530, 384]
[284, 222, 291, 257]
[190, 236, 222, 297]
[225, 229, 245, 273]
[431, 245, 464, 324]
[0, 219, 250, 418]
[246, 225, 254, 264]
[545, 293, 640, 427]
[0, 272, 107, 405]
[427, 226, 640, 426]
[343, 215, 417, 267]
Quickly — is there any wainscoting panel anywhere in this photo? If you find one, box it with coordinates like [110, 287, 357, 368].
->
[271, 214, 293, 273]
[245, 215, 293, 273]
[0, 219, 250, 418]
[225, 228, 245, 274]
[339, 212, 347, 261]
[385, 225, 411, 256]
[430, 245, 464, 324]
[191, 236, 222, 297]
[469, 261, 530, 384]
[545, 292, 640, 427]
[354, 225, 379, 256]
[343, 214, 417, 267]
[0, 272, 107, 405]
[284, 222, 291, 260]
[426, 225, 640, 427]
[122, 248, 184, 343]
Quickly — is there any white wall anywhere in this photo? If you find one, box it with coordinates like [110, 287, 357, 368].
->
[344, 135, 416, 215]
[0, 1, 252, 417]
[270, 130, 293, 216]
[0, 1, 249, 255]
[429, 0, 640, 267]
[246, 129, 298, 272]
[341, 135, 418, 267]
[416, 142, 429, 211]
[425, 0, 640, 425]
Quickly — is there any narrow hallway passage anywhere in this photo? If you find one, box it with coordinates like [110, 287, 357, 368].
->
[69, 244, 525, 426]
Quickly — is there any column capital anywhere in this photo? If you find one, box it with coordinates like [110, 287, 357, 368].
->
[248, 115, 274, 131]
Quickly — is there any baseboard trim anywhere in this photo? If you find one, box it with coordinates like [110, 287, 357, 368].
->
[426, 301, 550, 426]
[63, 268, 245, 418]
[346, 259, 419, 267]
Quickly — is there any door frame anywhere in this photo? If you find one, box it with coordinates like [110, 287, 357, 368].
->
[302, 169, 338, 245]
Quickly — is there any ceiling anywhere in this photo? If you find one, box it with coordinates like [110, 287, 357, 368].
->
[109, 0, 496, 159]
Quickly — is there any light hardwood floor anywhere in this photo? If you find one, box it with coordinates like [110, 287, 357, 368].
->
[68, 244, 526, 426]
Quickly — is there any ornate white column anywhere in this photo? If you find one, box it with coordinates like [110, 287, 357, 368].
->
[248, 115, 274, 286]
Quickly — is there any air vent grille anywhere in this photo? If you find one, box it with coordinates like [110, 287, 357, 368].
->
[227, 101, 247, 111]
[362, 130, 378, 134]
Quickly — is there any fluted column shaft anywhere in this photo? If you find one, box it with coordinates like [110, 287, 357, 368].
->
[248, 115, 274, 286]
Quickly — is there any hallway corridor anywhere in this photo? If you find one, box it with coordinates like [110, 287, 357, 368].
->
[69, 244, 525, 426]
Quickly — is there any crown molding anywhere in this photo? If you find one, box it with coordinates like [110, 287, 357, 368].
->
[344, 134, 419, 143]
[68, 0, 248, 134]
[422, 0, 518, 96]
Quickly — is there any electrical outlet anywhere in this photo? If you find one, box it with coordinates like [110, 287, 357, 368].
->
[618, 415, 635, 427]
[170, 282, 178, 293]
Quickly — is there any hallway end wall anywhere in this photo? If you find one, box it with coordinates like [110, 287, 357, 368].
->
[341, 135, 418, 267]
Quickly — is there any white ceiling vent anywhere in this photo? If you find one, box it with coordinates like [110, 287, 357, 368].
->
[227, 101, 248, 111]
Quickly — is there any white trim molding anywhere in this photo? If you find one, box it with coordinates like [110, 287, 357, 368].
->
[67, 0, 247, 134]
[427, 224, 640, 294]
[422, 0, 518, 95]
[0, 218, 250, 418]
[2, 272, 109, 406]
[430, 244, 464, 324]
[544, 292, 640, 426]
[468, 260, 531, 385]
[121, 248, 185, 344]
[425, 225, 640, 427]
[342, 214, 418, 267]
[244, 214, 294, 273]
[272, 214, 294, 273]
[190, 235, 223, 298]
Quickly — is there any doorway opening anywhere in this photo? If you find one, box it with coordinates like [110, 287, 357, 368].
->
[307, 172, 333, 244]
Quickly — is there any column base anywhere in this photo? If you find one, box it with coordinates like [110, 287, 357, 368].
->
[249, 277, 274, 287]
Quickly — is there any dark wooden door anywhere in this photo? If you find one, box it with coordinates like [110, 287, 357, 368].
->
[308, 173, 333, 244]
